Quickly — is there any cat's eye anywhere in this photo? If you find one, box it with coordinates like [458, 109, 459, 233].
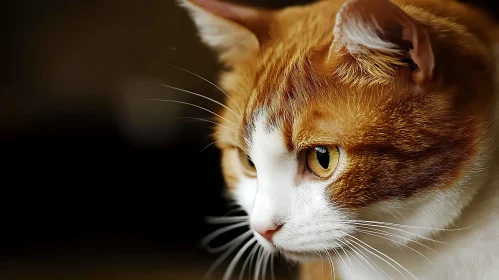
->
[237, 149, 257, 177]
[306, 146, 339, 178]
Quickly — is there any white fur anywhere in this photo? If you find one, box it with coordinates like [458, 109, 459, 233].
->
[326, 44, 499, 280]
[228, 112, 499, 280]
[231, 114, 354, 257]
[228, 88, 499, 280]
[183, 1, 499, 278]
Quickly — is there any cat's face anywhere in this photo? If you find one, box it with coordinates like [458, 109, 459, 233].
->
[182, 0, 494, 261]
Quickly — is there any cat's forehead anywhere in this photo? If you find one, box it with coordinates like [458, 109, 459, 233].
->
[240, 85, 378, 153]
[240, 61, 313, 151]
[238, 53, 403, 152]
[238, 55, 394, 151]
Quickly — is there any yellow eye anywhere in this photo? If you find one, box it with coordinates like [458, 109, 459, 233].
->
[237, 149, 257, 177]
[306, 146, 339, 178]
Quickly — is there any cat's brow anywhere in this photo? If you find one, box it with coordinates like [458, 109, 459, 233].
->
[293, 128, 341, 152]
[294, 139, 339, 151]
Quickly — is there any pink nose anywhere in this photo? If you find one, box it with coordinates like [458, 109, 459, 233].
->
[256, 225, 283, 242]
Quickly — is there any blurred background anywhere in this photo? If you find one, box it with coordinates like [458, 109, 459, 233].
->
[1, 0, 496, 279]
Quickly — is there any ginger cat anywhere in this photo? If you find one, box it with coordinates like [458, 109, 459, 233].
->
[180, 0, 499, 279]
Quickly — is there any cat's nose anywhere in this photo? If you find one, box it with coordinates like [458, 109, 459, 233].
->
[254, 224, 283, 242]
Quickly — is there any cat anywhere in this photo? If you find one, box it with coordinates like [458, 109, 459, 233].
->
[180, 0, 499, 279]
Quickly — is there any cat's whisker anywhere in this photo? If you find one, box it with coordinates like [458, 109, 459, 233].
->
[224, 207, 244, 217]
[356, 228, 436, 267]
[341, 238, 392, 280]
[271, 253, 276, 280]
[332, 246, 356, 280]
[339, 221, 448, 244]
[167, 64, 243, 114]
[198, 141, 222, 155]
[142, 98, 237, 126]
[223, 237, 257, 280]
[354, 225, 441, 256]
[205, 216, 248, 224]
[323, 248, 335, 280]
[179, 117, 239, 134]
[226, 200, 238, 206]
[225, 201, 243, 209]
[161, 84, 241, 119]
[201, 221, 249, 247]
[262, 251, 270, 280]
[384, 209, 404, 222]
[392, 208, 407, 223]
[315, 250, 324, 276]
[336, 245, 357, 280]
[343, 219, 473, 232]
[336, 238, 381, 278]
[259, 251, 266, 280]
[336, 241, 354, 270]
[240, 243, 259, 280]
[261, 253, 266, 280]
[249, 246, 262, 280]
[345, 236, 409, 280]
[228, 202, 242, 208]
[206, 231, 252, 254]
[344, 233, 418, 280]
[204, 232, 252, 280]
[254, 247, 264, 280]
[322, 250, 332, 280]
[222, 203, 245, 216]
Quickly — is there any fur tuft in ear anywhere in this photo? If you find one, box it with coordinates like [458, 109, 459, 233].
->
[332, 0, 435, 84]
[179, 0, 271, 63]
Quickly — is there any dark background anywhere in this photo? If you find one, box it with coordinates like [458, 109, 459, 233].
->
[1, 0, 496, 279]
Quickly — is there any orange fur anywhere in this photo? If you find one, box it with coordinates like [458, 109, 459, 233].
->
[185, 0, 498, 277]
[210, 0, 496, 204]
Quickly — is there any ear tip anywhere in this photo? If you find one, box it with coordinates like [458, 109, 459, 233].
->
[176, 0, 189, 8]
[177, 0, 220, 9]
[177, 0, 198, 9]
[177, 0, 202, 16]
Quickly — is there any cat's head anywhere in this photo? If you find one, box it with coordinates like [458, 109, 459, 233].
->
[181, 0, 495, 260]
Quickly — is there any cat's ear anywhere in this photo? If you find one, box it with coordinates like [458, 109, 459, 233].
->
[332, 0, 434, 84]
[179, 0, 272, 63]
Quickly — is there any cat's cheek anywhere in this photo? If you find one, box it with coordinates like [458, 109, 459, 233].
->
[231, 177, 258, 215]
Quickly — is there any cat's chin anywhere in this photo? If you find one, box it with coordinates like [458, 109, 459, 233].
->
[256, 239, 321, 262]
[278, 249, 322, 263]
